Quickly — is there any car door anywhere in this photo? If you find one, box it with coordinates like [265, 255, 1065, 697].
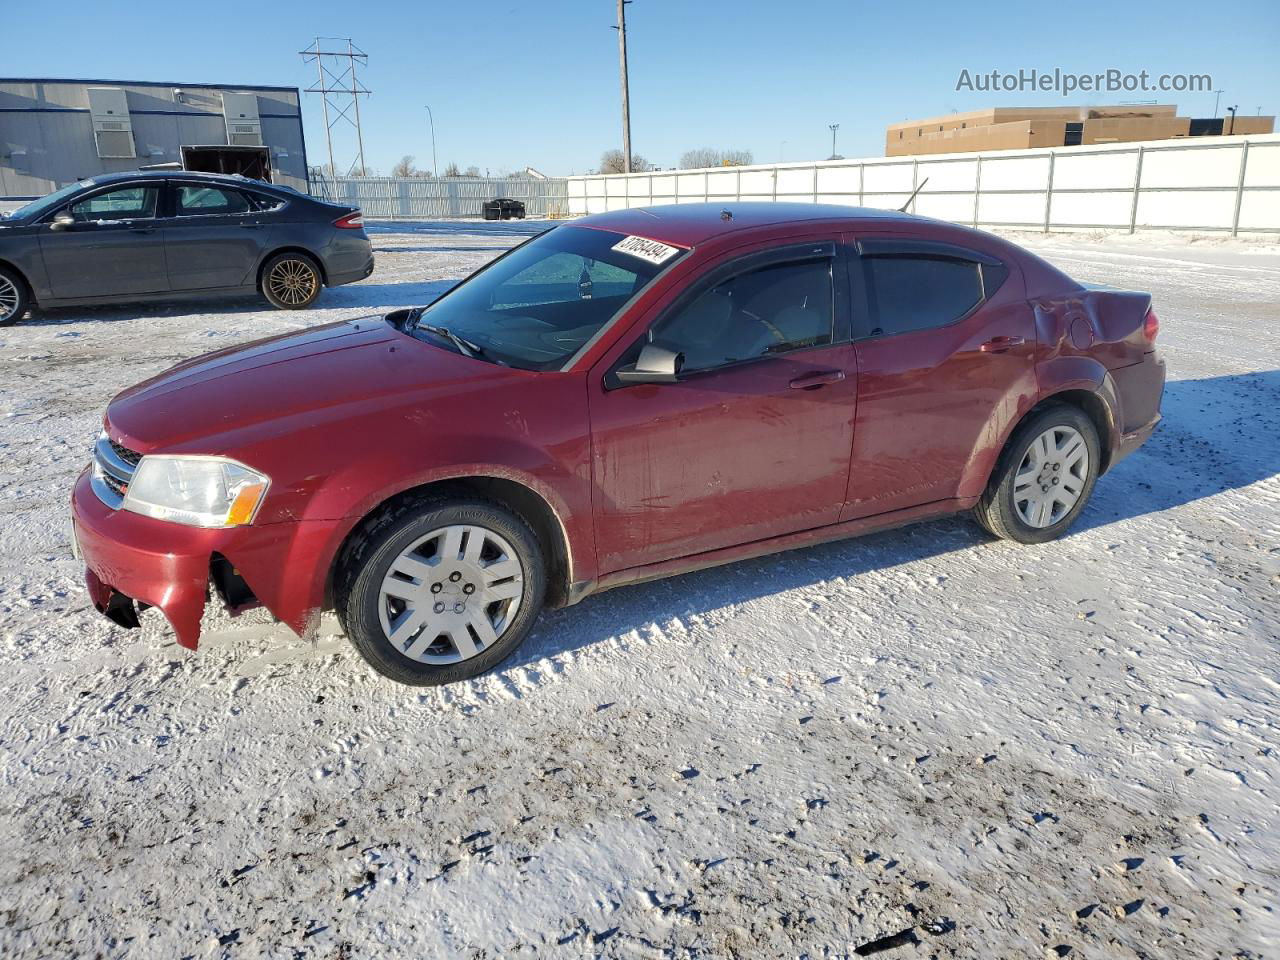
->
[161, 182, 274, 291]
[588, 237, 858, 574]
[842, 233, 1038, 519]
[36, 183, 168, 299]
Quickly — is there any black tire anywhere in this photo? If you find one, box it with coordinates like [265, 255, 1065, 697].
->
[0, 265, 30, 327]
[261, 252, 323, 310]
[974, 404, 1101, 544]
[336, 497, 546, 686]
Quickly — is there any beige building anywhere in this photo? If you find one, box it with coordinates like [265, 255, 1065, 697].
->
[886, 104, 1274, 157]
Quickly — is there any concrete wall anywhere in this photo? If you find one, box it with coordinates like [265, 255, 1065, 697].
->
[0, 78, 308, 199]
[567, 133, 1280, 235]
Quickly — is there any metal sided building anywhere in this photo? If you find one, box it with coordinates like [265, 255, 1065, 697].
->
[0, 77, 308, 205]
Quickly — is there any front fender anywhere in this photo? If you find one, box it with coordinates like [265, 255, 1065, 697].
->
[231, 433, 594, 639]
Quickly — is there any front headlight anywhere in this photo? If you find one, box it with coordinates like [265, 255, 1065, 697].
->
[122, 456, 270, 528]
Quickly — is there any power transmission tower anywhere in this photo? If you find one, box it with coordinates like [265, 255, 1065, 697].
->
[614, 0, 633, 174]
[300, 38, 371, 177]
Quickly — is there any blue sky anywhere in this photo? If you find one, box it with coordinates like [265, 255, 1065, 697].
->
[6, 0, 1278, 175]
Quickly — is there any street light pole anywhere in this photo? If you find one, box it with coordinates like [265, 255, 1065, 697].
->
[829, 123, 839, 159]
[616, 0, 633, 174]
[1227, 104, 1238, 135]
[423, 105, 438, 177]
[1213, 89, 1225, 118]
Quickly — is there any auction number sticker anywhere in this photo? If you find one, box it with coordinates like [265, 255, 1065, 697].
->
[611, 235, 681, 265]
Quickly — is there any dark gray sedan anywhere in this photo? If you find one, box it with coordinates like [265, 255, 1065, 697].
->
[0, 171, 374, 325]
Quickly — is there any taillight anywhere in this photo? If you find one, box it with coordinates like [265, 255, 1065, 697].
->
[1143, 307, 1160, 342]
[334, 211, 364, 230]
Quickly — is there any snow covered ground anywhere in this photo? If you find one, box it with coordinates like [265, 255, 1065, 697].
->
[0, 221, 1277, 959]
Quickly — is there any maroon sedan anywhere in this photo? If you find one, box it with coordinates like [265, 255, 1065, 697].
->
[71, 204, 1165, 685]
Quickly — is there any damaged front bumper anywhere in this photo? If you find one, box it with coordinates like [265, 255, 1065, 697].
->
[70, 467, 326, 649]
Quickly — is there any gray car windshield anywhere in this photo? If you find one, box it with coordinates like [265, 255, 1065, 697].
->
[406, 226, 684, 371]
[7, 180, 94, 221]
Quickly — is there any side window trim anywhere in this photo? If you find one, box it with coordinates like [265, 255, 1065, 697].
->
[847, 235, 1008, 342]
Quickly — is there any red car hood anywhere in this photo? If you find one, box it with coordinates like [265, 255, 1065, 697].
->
[105, 318, 522, 453]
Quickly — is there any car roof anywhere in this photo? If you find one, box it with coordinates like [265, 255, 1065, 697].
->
[572, 202, 923, 246]
[79, 170, 286, 192]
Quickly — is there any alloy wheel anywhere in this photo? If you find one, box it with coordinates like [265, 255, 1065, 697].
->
[1014, 424, 1090, 528]
[377, 524, 525, 664]
[267, 258, 318, 306]
[0, 275, 19, 323]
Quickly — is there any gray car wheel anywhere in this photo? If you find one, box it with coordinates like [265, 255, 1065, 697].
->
[337, 497, 546, 686]
[0, 267, 29, 327]
[975, 405, 1101, 544]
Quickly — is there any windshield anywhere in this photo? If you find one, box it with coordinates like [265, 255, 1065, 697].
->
[406, 225, 685, 371]
[7, 180, 94, 222]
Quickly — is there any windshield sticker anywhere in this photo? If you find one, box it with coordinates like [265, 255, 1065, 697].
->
[611, 235, 681, 265]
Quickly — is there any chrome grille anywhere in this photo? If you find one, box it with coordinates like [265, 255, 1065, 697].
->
[91, 432, 139, 509]
[108, 438, 141, 467]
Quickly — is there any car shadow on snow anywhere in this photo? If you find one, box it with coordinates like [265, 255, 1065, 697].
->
[1074, 368, 1280, 531]
[16, 278, 459, 327]
[505, 369, 1280, 672]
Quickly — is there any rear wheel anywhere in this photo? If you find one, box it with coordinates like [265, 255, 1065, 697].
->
[0, 266, 29, 327]
[975, 405, 1100, 544]
[261, 252, 322, 310]
[337, 498, 545, 686]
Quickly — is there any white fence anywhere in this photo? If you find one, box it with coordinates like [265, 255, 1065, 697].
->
[567, 134, 1280, 235]
[310, 175, 572, 219]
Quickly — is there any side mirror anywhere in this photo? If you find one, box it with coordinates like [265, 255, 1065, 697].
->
[615, 343, 684, 385]
[49, 211, 75, 232]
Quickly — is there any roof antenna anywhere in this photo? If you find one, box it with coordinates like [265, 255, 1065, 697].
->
[898, 177, 929, 213]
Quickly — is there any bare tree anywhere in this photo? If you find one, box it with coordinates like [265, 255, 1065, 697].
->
[391, 155, 417, 178]
[679, 147, 753, 169]
[599, 149, 653, 174]
[464, 165, 482, 179]
[443, 162, 461, 178]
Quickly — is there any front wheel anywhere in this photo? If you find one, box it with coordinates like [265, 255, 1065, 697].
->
[261, 252, 322, 310]
[0, 266, 29, 327]
[975, 405, 1100, 544]
[337, 498, 545, 685]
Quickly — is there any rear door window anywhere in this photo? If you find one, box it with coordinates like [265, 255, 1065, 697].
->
[856, 244, 1009, 338]
[174, 185, 253, 216]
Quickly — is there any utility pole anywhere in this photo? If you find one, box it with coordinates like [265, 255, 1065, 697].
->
[423, 105, 438, 177]
[1212, 89, 1225, 117]
[615, 0, 632, 173]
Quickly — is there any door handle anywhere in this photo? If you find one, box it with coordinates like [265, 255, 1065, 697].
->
[129, 227, 156, 235]
[238, 223, 264, 230]
[789, 370, 846, 390]
[980, 336, 1026, 353]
